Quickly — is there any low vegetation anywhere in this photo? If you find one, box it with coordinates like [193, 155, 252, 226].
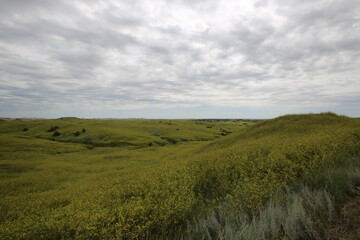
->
[0, 113, 359, 239]
[180, 156, 360, 239]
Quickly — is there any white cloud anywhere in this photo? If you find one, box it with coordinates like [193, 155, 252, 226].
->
[0, 0, 359, 118]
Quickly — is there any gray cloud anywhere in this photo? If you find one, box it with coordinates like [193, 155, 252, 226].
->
[0, 0, 359, 118]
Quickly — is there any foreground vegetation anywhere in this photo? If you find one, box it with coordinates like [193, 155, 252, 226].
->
[180, 157, 360, 239]
[0, 113, 360, 239]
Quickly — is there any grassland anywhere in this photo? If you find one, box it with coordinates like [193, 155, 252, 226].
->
[1, 113, 360, 239]
[0, 117, 253, 239]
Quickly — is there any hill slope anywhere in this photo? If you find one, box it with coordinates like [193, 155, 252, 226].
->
[1, 113, 360, 239]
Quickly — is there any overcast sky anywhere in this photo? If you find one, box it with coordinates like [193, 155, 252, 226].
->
[0, 0, 359, 118]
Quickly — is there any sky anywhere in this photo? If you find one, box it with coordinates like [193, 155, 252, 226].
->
[0, 0, 359, 119]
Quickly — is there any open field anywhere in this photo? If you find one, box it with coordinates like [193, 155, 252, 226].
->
[0, 118, 254, 239]
[1, 113, 360, 239]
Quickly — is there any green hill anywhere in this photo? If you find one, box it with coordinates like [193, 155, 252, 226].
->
[0, 113, 359, 239]
[0, 118, 249, 147]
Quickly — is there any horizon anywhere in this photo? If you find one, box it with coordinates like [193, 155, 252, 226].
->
[1, 0, 359, 119]
[1, 111, 359, 120]
[1, 106, 359, 120]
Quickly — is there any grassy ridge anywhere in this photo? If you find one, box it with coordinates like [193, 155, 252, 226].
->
[0, 118, 247, 147]
[0, 118, 249, 239]
[1, 113, 360, 239]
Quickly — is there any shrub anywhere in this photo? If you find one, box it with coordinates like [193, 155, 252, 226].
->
[47, 126, 59, 132]
[52, 131, 60, 137]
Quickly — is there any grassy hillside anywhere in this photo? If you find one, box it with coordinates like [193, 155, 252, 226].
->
[0, 118, 249, 147]
[0, 118, 252, 239]
[1, 113, 360, 239]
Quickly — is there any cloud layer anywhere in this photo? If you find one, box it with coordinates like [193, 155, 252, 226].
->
[1, 0, 359, 118]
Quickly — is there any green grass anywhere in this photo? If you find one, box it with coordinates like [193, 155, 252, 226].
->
[0, 118, 248, 146]
[1, 113, 360, 239]
[0, 118, 252, 239]
[179, 155, 360, 240]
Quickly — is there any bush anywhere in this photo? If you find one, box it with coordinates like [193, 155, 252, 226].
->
[52, 131, 60, 137]
[47, 126, 59, 132]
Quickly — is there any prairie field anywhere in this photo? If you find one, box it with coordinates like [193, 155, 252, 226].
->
[1, 113, 360, 239]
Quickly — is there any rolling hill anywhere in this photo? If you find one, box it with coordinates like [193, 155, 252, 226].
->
[0, 113, 359, 239]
